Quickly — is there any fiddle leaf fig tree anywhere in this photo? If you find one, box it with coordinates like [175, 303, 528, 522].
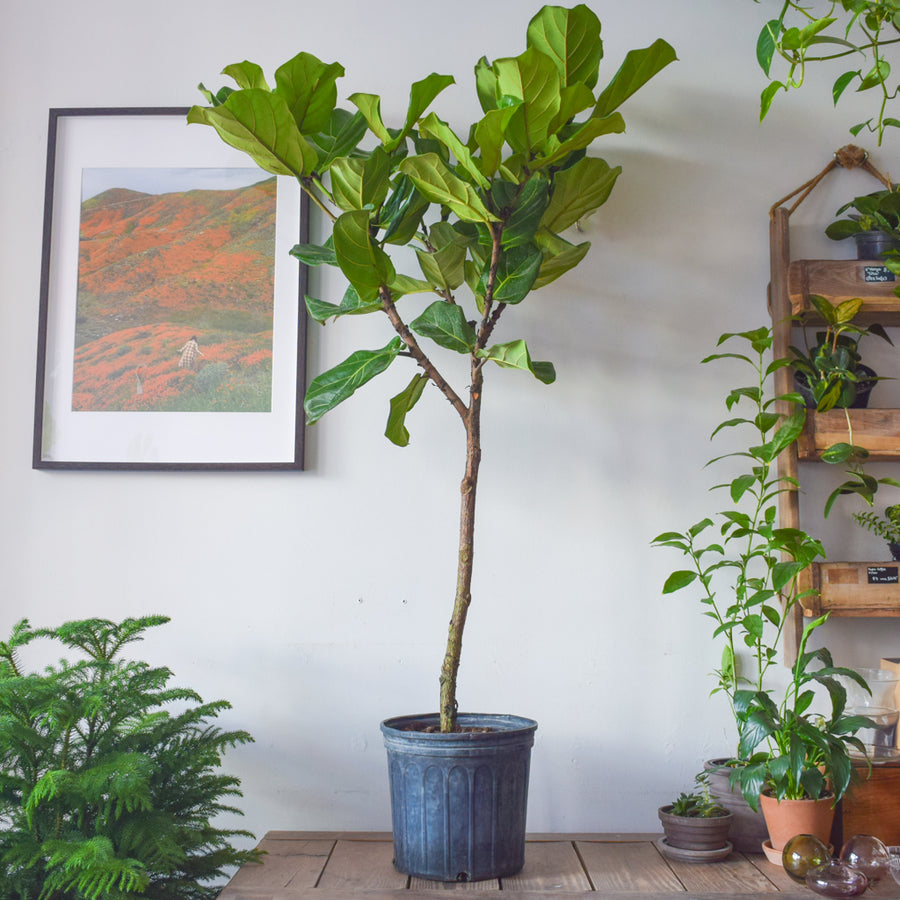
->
[189, 5, 676, 733]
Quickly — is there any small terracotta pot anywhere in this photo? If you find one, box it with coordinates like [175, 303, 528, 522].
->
[759, 791, 835, 852]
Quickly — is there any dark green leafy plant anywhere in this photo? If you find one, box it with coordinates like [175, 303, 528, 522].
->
[825, 186, 900, 242]
[0, 616, 259, 900]
[853, 502, 900, 543]
[188, 5, 676, 733]
[752, 0, 900, 145]
[668, 773, 729, 818]
[731, 614, 872, 809]
[653, 327, 823, 754]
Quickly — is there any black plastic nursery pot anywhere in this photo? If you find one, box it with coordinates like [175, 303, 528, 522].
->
[854, 230, 900, 259]
[381, 713, 537, 882]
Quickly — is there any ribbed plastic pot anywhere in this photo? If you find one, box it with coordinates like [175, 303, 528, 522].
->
[381, 713, 537, 882]
[854, 230, 900, 260]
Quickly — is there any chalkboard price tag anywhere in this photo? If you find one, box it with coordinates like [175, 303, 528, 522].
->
[868, 566, 899, 584]
[864, 265, 895, 283]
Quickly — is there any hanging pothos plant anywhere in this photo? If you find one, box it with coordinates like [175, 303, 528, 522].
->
[188, 4, 676, 732]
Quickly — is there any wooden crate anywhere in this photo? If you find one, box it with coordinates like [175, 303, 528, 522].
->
[807, 562, 900, 616]
[798, 409, 900, 461]
[838, 761, 900, 846]
[788, 259, 900, 323]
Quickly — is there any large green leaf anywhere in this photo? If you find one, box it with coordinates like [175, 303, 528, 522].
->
[395, 73, 456, 150]
[494, 48, 561, 156]
[416, 222, 467, 291]
[533, 228, 590, 289]
[386, 374, 429, 447]
[476, 339, 556, 383]
[332, 209, 396, 300]
[304, 337, 404, 423]
[526, 4, 603, 89]
[222, 60, 269, 91]
[305, 285, 382, 323]
[478, 243, 543, 304]
[541, 156, 621, 232]
[531, 112, 625, 169]
[329, 147, 391, 212]
[592, 38, 677, 119]
[472, 105, 519, 177]
[378, 174, 429, 245]
[274, 52, 343, 134]
[493, 176, 550, 248]
[475, 55, 499, 112]
[410, 301, 477, 353]
[399, 153, 498, 224]
[312, 108, 369, 170]
[348, 92, 392, 144]
[290, 241, 337, 267]
[188, 89, 318, 177]
[419, 112, 490, 189]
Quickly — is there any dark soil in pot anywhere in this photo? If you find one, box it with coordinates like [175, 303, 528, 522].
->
[794, 364, 877, 410]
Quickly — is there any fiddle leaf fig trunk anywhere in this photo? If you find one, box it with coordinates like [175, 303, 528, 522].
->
[189, 5, 675, 732]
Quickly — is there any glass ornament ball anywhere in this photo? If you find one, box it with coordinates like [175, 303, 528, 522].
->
[806, 861, 868, 897]
[782, 834, 831, 884]
[840, 834, 891, 886]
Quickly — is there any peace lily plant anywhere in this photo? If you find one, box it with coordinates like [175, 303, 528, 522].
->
[189, 6, 675, 733]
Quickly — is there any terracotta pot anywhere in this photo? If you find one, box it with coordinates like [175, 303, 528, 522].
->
[658, 805, 732, 851]
[759, 791, 835, 852]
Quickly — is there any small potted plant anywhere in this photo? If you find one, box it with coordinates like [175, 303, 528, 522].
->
[658, 773, 733, 860]
[825, 185, 900, 259]
[789, 295, 892, 412]
[730, 615, 872, 857]
[853, 504, 900, 560]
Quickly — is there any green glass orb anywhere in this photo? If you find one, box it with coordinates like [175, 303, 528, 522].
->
[783, 834, 831, 883]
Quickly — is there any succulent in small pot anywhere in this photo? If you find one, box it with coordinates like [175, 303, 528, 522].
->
[825, 185, 900, 259]
[658, 773, 733, 852]
[853, 504, 900, 561]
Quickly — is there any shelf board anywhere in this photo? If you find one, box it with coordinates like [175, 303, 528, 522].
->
[806, 561, 900, 616]
[788, 259, 900, 324]
[798, 408, 900, 461]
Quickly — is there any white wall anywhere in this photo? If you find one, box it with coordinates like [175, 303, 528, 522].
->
[3, 0, 900, 846]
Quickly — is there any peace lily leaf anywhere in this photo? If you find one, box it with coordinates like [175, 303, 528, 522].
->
[313, 108, 369, 170]
[304, 337, 404, 423]
[386, 374, 429, 447]
[222, 60, 269, 91]
[188, 89, 318, 177]
[478, 242, 543, 304]
[332, 209, 396, 299]
[419, 112, 490, 190]
[526, 3, 603, 89]
[533, 228, 590, 289]
[330, 147, 391, 212]
[592, 38, 677, 119]
[348, 92, 392, 144]
[472, 105, 519, 177]
[494, 48, 561, 156]
[531, 112, 625, 169]
[410, 302, 477, 353]
[493, 176, 550, 248]
[399, 153, 498, 224]
[541, 156, 620, 232]
[476, 339, 555, 383]
[290, 241, 337, 267]
[274, 52, 343, 134]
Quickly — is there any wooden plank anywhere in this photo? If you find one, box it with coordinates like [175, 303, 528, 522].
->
[664, 852, 780, 893]
[317, 839, 409, 892]
[502, 841, 592, 892]
[576, 840, 684, 893]
[744, 853, 805, 892]
[408, 875, 500, 891]
[222, 838, 333, 891]
[787, 260, 900, 322]
[810, 562, 900, 616]
[842, 762, 900, 845]
[799, 409, 900, 461]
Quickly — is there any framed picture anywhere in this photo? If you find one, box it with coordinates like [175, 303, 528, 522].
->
[33, 107, 308, 470]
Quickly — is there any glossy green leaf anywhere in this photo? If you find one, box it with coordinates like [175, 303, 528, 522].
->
[386, 374, 429, 447]
[832, 69, 859, 105]
[532, 113, 625, 169]
[188, 89, 318, 177]
[419, 112, 490, 189]
[476, 339, 555, 383]
[760, 80, 785, 120]
[330, 147, 391, 212]
[592, 38, 677, 119]
[305, 285, 382, 323]
[474, 55, 499, 113]
[389, 272, 433, 298]
[416, 222, 467, 291]
[472, 105, 518, 177]
[396, 73, 456, 149]
[304, 337, 404, 423]
[542, 156, 620, 232]
[410, 302, 477, 353]
[494, 176, 550, 248]
[478, 243, 543, 304]
[274, 52, 343, 134]
[378, 175, 429, 245]
[756, 20, 781, 76]
[548, 82, 597, 134]
[332, 209, 396, 300]
[222, 60, 269, 91]
[533, 228, 590, 289]
[495, 48, 561, 156]
[290, 241, 337, 267]
[662, 570, 698, 593]
[399, 153, 498, 224]
[526, 3, 603, 89]
[312, 108, 368, 170]
[348, 92, 392, 144]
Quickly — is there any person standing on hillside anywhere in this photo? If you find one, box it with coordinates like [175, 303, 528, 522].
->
[178, 335, 203, 371]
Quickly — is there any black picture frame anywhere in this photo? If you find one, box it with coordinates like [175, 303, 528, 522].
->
[33, 107, 309, 470]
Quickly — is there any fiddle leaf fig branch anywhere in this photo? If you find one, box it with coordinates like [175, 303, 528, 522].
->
[189, 4, 676, 732]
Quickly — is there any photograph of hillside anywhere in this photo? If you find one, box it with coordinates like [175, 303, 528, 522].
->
[72, 168, 278, 412]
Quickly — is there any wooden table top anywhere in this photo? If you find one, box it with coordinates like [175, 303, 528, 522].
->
[216, 831, 900, 899]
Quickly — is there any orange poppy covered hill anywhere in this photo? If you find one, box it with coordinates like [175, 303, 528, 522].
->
[72, 176, 277, 413]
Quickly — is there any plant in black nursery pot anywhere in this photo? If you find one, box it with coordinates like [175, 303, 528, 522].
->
[189, 3, 675, 883]
[0, 616, 258, 900]
[854, 503, 900, 560]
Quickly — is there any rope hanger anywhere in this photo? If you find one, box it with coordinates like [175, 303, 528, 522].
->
[769, 145, 893, 219]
